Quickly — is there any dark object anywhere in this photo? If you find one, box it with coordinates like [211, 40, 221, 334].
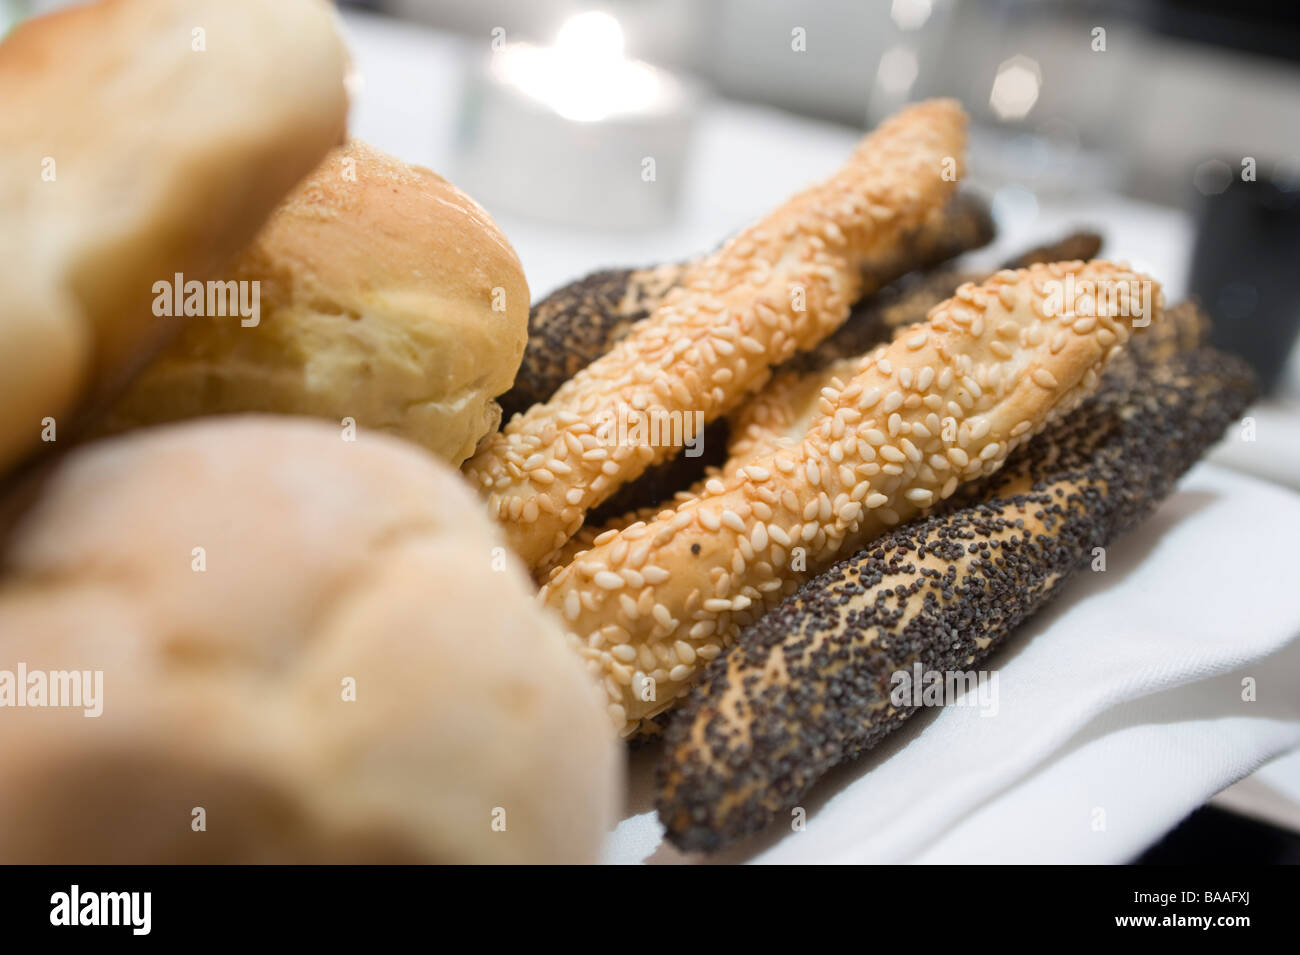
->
[1145, 1, 1300, 65]
[1136, 804, 1300, 864]
[1188, 165, 1300, 394]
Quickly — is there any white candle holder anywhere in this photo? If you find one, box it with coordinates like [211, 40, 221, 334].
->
[455, 13, 700, 229]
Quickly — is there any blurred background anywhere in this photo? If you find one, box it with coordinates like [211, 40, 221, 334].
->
[6, 0, 1299, 860]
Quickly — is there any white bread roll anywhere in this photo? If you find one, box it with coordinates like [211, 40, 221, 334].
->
[0, 0, 349, 474]
[100, 140, 531, 467]
[0, 418, 620, 863]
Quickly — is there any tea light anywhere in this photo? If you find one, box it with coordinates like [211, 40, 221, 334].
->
[456, 11, 699, 229]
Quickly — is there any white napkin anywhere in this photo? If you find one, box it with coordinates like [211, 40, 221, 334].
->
[603, 462, 1300, 864]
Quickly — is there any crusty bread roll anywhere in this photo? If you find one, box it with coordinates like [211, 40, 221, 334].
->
[0, 0, 349, 475]
[100, 140, 530, 466]
[0, 418, 620, 863]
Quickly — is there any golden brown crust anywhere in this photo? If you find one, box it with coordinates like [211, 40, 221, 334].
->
[465, 100, 970, 569]
[534, 357, 867, 584]
[541, 233, 1109, 586]
[0, 0, 349, 474]
[540, 261, 1162, 736]
[99, 140, 530, 466]
[502, 193, 994, 420]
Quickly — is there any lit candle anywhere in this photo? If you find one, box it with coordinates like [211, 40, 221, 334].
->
[456, 11, 699, 228]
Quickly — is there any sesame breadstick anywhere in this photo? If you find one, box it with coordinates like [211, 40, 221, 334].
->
[465, 100, 969, 569]
[535, 358, 864, 583]
[500, 193, 995, 421]
[798, 230, 1106, 373]
[657, 321, 1253, 852]
[541, 260, 1162, 736]
[569, 230, 1104, 527]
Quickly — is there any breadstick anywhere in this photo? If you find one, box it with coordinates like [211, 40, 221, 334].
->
[501, 193, 994, 420]
[656, 319, 1253, 852]
[537, 356, 865, 582]
[579, 230, 1103, 525]
[465, 100, 969, 569]
[541, 260, 1161, 736]
[799, 229, 1105, 372]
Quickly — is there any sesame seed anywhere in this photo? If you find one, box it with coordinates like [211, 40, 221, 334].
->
[642, 565, 669, 584]
[594, 571, 624, 590]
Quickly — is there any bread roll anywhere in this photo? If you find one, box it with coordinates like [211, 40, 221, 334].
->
[0, 0, 349, 474]
[101, 140, 530, 466]
[0, 419, 620, 863]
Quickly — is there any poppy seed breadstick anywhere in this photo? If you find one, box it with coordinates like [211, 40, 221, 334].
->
[465, 99, 969, 570]
[541, 260, 1160, 736]
[656, 335, 1253, 852]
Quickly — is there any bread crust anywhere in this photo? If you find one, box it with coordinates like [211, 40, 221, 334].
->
[502, 192, 994, 419]
[465, 100, 969, 569]
[0, 418, 620, 863]
[100, 140, 530, 466]
[0, 0, 349, 472]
